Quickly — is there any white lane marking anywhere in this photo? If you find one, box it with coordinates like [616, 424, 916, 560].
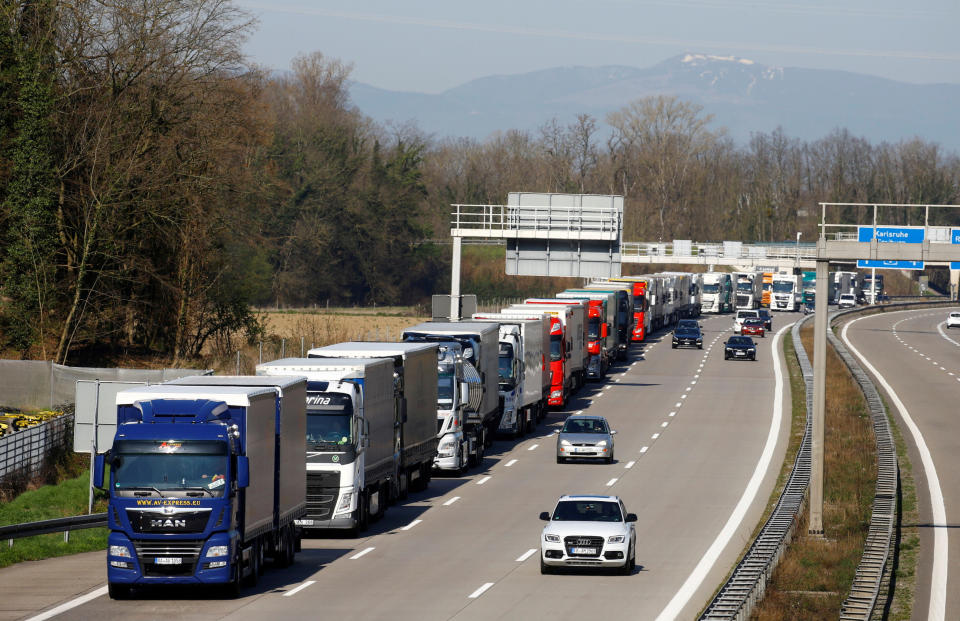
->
[576, 410, 584, 415]
[936, 320, 960, 347]
[505, 459, 518, 467]
[843, 315, 948, 621]
[477, 476, 491, 485]
[950, 373, 955, 377]
[625, 460, 636, 469]
[651, 433, 660, 439]
[655, 321, 794, 621]
[681, 395, 687, 399]
[640, 446, 649, 453]
[616, 378, 621, 383]
[401, 519, 422, 531]
[516, 549, 537, 562]
[675, 402, 682, 408]
[941, 367, 946, 371]
[469, 583, 495, 599]
[685, 387, 691, 392]
[283, 580, 317, 597]
[350, 547, 375, 560]
[691, 380, 697, 385]
[669, 411, 677, 417]
[443, 496, 461, 506]
[606, 478, 618, 486]
[23, 586, 108, 620]
[661, 421, 669, 428]
[528, 444, 539, 451]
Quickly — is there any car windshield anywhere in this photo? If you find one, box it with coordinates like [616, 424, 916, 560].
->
[728, 336, 753, 346]
[552, 500, 623, 522]
[561, 418, 608, 434]
[737, 312, 758, 319]
[678, 320, 698, 329]
[744, 319, 763, 326]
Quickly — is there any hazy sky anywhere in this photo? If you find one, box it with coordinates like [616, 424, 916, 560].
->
[238, 1, 960, 93]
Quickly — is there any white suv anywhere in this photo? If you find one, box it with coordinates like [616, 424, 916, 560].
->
[733, 310, 759, 334]
[539, 495, 637, 574]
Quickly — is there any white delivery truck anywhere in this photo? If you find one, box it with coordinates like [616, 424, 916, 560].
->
[701, 272, 734, 313]
[734, 272, 763, 310]
[771, 273, 800, 311]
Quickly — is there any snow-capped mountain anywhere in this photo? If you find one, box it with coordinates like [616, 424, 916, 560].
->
[348, 54, 960, 152]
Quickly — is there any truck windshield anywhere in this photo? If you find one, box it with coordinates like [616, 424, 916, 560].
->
[587, 317, 600, 340]
[772, 281, 794, 293]
[633, 294, 645, 312]
[737, 282, 752, 291]
[702, 283, 720, 293]
[549, 334, 563, 362]
[437, 369, 455, 407]
[306, 393, 353, 446]
[498, 343, 515, 385]
[112, 440, 228, 497]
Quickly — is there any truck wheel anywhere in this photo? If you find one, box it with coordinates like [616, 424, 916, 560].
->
[244, 541, 260, 587]
[226, 556, 243, 598]
[358, 491, 370, 532]
[458, 444, 469, 474]
[285, 525, 297, 566]
[108, 582, 130, 600]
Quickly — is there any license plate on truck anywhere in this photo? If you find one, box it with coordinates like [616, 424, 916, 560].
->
[295, 519, 315, 526]
[571, 547, 596, 555]
[154, 557, 182, 565]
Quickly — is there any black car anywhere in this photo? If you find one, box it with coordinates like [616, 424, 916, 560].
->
[756, 308, 772, 330]
[672, 322, 703, 349]
[724, 335, 757, 360]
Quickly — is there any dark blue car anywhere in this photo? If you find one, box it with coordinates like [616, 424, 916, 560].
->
[724, 335, 757, 361]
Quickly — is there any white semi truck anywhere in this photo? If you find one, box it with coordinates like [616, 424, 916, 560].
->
[771, 273, 801, 311]
[255, 357, 412, 533]
[469, 313, 550, 437]
[304, 342, 439, 495]
[735, 272, 763, 310]
[402, 322, 500, 473]
[701, 272, 734, 313]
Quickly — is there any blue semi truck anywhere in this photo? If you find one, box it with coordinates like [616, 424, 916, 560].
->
[95, 380, 306, 598]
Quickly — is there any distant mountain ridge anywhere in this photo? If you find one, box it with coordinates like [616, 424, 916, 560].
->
[348, 54, 960, 152]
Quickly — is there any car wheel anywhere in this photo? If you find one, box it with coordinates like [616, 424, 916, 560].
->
[724, 354, 729, 360]
[751, 354, 756, 361]
[672, 343, 677, 349]
[540, 555, 552, 575]
[698, 344, 702, 349]
[556, 456, 564, 464]
[620, 546, 633, 575]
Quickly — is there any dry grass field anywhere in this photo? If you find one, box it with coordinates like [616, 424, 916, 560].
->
[207, 307, 430, 373]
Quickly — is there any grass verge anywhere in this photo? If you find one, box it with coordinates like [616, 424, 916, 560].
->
[0, 470, 107, 569]
[883, 395, 919, 621]
[751, 324, 876, 620]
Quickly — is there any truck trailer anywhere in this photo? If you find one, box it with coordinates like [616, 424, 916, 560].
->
[500, 306, 575, 408]
[556, 290, 617, 379]
[97, 382, 306, 598]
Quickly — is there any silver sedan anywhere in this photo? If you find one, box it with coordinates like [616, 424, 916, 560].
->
[556, 415, 616, 464]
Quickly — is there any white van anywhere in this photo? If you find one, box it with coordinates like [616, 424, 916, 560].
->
[733, 309, 759, 333]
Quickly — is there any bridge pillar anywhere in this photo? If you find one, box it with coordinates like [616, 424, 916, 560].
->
[809, 258, 828, 535]
[450, 236, 462, 320]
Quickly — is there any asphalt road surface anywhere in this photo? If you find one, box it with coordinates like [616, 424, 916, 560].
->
[841, 307, 960, 621]
[2, 312, 798, 621]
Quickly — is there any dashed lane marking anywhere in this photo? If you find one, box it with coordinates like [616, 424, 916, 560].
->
[516, 549, 537, 562]
[400, 519, 422, 531]
[661, 421, 669, 428]
[350, 547, 375, 560]
[625, 461, 636, 469]
[477, 476, 491, 485]
[606, 478, 618, 486]
[284, 581, 316, 597]
[469, 583, 495, 599]
[528, 444, 539, 451]
[651, 433, 660, 440]
[443, 496, 460, 506]
[640, 446, 649, 453]
[505, 459, 518, 467]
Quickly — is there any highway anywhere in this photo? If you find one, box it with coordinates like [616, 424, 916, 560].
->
[841, 307, 960, 621]
[3, 313, 797, 621]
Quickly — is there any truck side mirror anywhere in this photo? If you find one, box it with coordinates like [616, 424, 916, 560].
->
[601, 323, 609, 338]
[236, 456, 250, 489]
[93, 454, 106, 489]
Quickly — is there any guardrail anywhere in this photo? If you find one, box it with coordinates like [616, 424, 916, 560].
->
[699, 313, 814, 620]
[828, 299, 954, 620]
[0, 513, 107, 545]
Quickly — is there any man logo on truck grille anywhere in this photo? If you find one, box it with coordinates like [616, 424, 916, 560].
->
[150, 518, 187, 528]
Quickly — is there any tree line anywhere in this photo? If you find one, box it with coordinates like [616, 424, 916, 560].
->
[2, 0, 958, 363]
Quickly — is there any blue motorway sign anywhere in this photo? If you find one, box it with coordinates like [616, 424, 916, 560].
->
[858, 259, 924, 270]
[857, 226, 924, 269]
[857, 226, 925, 243]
